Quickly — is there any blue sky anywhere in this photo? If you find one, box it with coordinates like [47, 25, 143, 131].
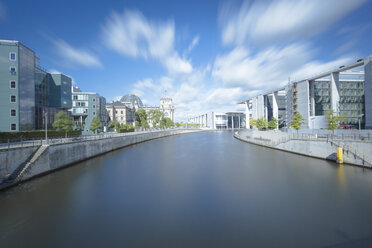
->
[1, 0, 372, 121]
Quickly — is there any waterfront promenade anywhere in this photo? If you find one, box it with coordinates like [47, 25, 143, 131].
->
[234, 129, 372, 168]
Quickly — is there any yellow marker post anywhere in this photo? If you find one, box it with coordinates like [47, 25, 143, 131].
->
[337, 147, 343, 164]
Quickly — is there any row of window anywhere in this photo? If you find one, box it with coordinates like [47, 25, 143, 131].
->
[72, 95, 97, 101]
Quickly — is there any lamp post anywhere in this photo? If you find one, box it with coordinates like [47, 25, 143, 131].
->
[45, 112, 48, 144]
[358, 114, 364, 130]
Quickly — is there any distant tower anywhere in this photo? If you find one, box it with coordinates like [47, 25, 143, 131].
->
[160, 97, 175, 122]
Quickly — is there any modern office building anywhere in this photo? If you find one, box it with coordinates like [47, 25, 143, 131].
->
[70, 86, 107, 134]
[240, 56, 372, 129]
[189, 112, 245, 129]
[106, 101, 136, 126]
[0, 40, 72, 132]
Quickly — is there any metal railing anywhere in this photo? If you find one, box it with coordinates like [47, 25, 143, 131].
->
[0, 127, 199, 150]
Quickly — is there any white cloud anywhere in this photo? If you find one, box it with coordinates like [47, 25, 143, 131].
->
[186, 35, 200, 53]
[54, 39, 102, 68]
[213, 43, 311, 90]
[220, 0, 365, 45]
[102, 9, 192, 74]
[212, 43, 354, 98]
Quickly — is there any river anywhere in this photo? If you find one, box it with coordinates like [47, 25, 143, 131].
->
[1, 131, 372, 247]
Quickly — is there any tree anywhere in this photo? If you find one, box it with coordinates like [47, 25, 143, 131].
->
[249, 118, 256, 128]
[90, 117, 102, 134]
[52, 111, 73, 137]
[160, 117, 174, 129]
[110, 120, 120, 131]
[148, 109, 164, 128]
[256, 118, 267, 130]
[290, 112, 305, 131]
[135, 109, 149, 129]
[326, 109, 344, 131]
[268, 117, 278, 130]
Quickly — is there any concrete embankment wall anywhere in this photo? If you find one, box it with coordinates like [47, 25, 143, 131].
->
[0, 146, 39, 175]
[2, 129, 200, 185]
[235, 130, 372, 168]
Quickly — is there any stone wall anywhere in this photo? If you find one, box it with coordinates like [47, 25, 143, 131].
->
[0, 146, 38, 177]
[0, 129, 199, 186]
[235, 130, 372, 168]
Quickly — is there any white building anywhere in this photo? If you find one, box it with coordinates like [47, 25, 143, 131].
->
[189, 112, 245, 129]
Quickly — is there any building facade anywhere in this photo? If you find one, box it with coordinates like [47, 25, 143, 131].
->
[189, 112, 245, 129]
[70, 86, 107, 134]
[115, 94, 176, 124]
[106, 101, 135, 126]
[240, 56, 372, 130]
[0, 40, 72, 132]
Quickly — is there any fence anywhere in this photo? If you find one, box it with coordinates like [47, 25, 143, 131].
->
[0, 127, 197, 151]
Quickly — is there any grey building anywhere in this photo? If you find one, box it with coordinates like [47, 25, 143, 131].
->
[0, 40, 72, 132]
[189, 112, 245, 129]
[71, 86, 107, 134]
[106, 101, 136, 126]
[240, 56, 372, 130]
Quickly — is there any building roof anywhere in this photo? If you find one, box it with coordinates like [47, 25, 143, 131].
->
[120, 94, 143, 107]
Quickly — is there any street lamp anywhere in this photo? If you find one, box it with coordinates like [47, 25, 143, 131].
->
[45, 112, 48, 144]
[358, 114, 364, 130]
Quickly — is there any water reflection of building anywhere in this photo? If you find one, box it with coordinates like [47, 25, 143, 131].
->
[189, 112, 246, 129]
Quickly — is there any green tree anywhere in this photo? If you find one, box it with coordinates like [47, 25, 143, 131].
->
[249, 118, 256, 128]
[90, 117, 102, 134]
[52, 111, 73, 137]
[290, 112, 305, 131]
[326, 109, 344, 131]
[148, 109, 164, 128]
[110, 120, 120, 131]
[256, 118, 267, 130]
[268, 117, 278, 130]
[160, 117, 174, 129]
[135, 109, 149, 129]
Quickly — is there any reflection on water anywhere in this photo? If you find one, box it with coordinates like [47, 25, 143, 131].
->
[1, 131, 372, 248]
[336, 164, 346, 191]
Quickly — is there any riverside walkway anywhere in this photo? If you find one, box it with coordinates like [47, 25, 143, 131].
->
[234, 129, 372, 168]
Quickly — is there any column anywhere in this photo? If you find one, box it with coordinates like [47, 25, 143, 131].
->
[331, 72, 340, 113]
[245, 101, 250, 129]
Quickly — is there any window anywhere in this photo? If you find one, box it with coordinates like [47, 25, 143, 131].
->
[115, 110, 117, 114]
[73, 95, 78, 100]
[121, 111, 123, 114]
[10, 67, 16, 75]
[11, 123, 16, 131]
[9, 52, 16, 61]
[93, 98, 96, 102]
[93, 105, 96, 108]
[84, 109, 88, 114]
[121, 117, 123, 121]
[10, 81, 16, 89]
[11, 95, 16, 102]
[11, 109, 16, 116]
[93, 112, 96, 115]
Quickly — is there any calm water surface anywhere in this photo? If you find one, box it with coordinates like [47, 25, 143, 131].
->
[1, 131, 372, 247]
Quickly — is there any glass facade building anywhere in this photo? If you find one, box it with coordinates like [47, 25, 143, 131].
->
[0, 40, 72, 132]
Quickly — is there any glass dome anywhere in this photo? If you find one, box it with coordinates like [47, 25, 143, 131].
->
[120, 94, 144, 107]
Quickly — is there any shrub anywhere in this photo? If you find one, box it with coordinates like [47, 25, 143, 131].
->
[0, 130, 81, 143]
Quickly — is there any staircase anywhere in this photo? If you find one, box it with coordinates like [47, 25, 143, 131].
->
[14, 145, 49, 181]
[1, 145, 49, 188]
